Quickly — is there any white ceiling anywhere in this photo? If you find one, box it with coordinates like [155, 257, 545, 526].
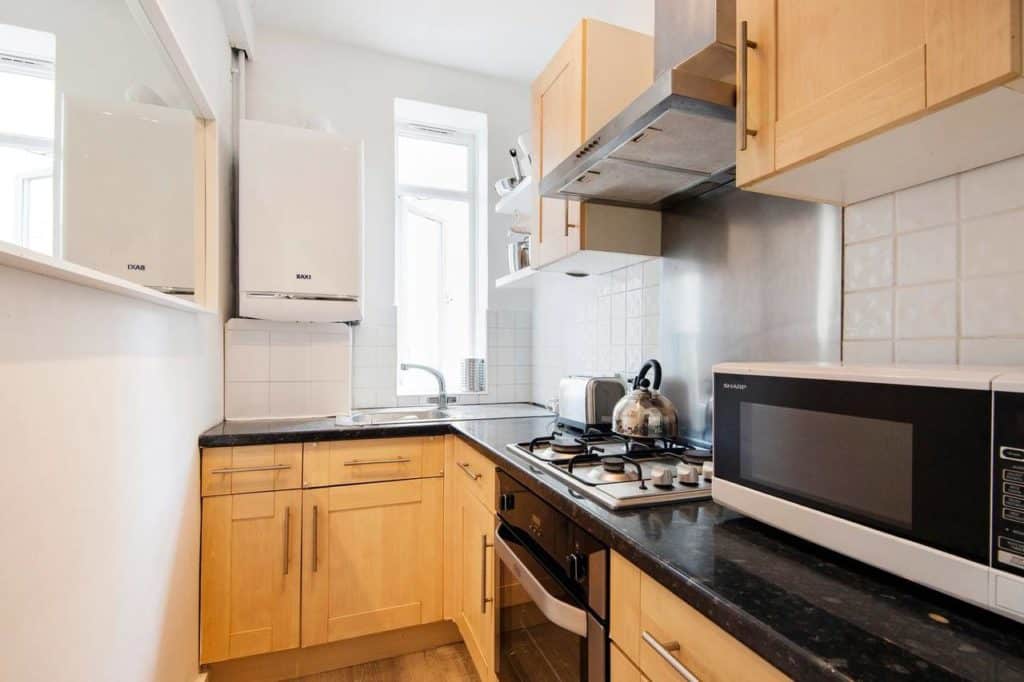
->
[250, 0, 654, 84]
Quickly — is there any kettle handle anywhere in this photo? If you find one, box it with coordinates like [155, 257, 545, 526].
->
[633, 359, 662, 391]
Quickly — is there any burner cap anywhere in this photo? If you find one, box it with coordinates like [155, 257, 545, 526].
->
[602, 457, 626, 473]
[550, 434, 586, 454]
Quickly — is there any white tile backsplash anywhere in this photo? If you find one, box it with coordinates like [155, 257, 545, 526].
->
[843, 290, 893, 340]
[844, 238, 893, 291]
[961, 209, 1024, 278]
[896, 225, 956, 285]
[959, 154, 1024, 219]
[842, 340, 893, 364]
[844, 194, 893, 244]
[842, 155, 1024, 368]
[225, 319, 351, 420]
[962, 273, 1024, 337]
[894, 176, 957, 232]
[895, 282, 957, 339]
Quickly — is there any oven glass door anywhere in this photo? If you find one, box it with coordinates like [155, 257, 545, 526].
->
[714, 372, 992, 563]
[495, 524, 592, 681]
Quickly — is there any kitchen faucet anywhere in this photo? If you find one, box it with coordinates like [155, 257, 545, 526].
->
[400, 363, 451, 407]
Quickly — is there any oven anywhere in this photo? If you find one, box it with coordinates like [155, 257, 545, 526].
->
[495, 470, 608, 681]
[712, 362, 1024, 623]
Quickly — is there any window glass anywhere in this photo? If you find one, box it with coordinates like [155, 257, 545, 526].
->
[394, 116, 484, 397]
[397, 135, 469, 192]
[0, 70, 55, 138]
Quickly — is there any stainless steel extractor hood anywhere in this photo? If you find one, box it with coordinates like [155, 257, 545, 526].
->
[540, 0, 738, 209]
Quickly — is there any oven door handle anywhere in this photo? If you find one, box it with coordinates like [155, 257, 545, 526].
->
[494, 532, 588, 637]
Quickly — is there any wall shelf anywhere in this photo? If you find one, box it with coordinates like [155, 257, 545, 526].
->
[494, 176, 533, 216]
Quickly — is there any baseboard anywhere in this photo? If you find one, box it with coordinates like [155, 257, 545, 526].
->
[206, 620, 460, 682]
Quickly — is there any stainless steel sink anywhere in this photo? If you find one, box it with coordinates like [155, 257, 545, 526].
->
[336, 406, 449, 426]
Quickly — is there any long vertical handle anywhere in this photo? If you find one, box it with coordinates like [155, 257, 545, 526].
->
[737, 20, 759, 152]
[283, 505, 291, 575]
[312, 504, 319, 572]
[564, 201, 570, 237]
[480, 534, 494, 613]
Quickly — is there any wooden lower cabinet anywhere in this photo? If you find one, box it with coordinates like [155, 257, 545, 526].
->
[611, 642, 649, 682]
[200, 490, 301, 663]
[611, 552, 788, 682]
[301, 477, 444, 647]
[458, 491, 496, 678]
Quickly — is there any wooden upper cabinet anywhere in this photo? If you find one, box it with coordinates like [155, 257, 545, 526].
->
[301, 478, 444, 647]
[531, 19, 653, 268]
[737, 0, 1024, 204]
[200, 490, 301, 663]
[925, 0, 1023, 106]
[735, 0, 777, 186]
[773, 0, 927, 170]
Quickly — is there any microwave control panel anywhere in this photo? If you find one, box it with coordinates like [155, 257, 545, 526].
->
[993, 391, 1024, 578]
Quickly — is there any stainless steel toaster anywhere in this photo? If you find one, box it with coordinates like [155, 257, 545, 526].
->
[557, 376, 627, 431]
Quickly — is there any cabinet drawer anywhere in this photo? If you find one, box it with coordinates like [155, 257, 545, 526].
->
[201, 444, 302, 497]
[611, 642, 647, 682]
[639, 573, 788, 682]
[452, 438, 496, 512]
[303, 436, 444, 487]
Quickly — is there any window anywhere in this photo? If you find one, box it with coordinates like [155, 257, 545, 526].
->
[394, 100, 487, 396]
[0, 24, 56, 256]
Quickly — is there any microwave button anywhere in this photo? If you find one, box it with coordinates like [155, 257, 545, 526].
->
[1004, 509, 1024, 524]
[1005, 470, 1024, 484]
[1006, 483, 1024, 498]
[999, 537, 1024, 555]
[1002, 447, 1024, 461]
[998, 550, 1024, 571]
[1005, 495, 1024, 510]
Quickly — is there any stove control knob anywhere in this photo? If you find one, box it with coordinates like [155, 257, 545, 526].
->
[677, 463, 700, 485]
[567, 552, 587, 582]
[650, 465, 674, 487]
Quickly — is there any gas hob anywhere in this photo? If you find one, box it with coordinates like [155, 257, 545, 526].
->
[506, 430, 713, 509]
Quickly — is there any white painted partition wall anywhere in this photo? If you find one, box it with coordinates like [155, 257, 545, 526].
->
[0, 1, 233, 681]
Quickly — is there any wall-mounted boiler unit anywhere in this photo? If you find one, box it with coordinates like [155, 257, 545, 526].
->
[239, 119, 364, 322]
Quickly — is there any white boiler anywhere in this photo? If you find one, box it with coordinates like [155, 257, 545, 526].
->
[239, 119, 364, 322]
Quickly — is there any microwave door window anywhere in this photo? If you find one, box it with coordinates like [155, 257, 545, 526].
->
[739, 403, 914, 529]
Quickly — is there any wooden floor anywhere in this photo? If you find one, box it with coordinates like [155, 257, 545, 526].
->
[286, 643, 480, 682]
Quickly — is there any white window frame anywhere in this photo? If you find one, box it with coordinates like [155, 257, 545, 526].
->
[394, 121, 481, 396]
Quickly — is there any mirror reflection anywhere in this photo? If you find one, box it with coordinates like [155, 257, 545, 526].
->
[0, 0, 202, 297]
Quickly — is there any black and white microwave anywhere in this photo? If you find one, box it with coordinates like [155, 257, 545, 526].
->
[713, 362, 1024, 623]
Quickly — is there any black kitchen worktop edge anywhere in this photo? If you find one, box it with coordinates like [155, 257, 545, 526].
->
[198, 415, 1024, 681]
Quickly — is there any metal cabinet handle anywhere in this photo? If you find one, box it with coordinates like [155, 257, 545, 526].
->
[737, 20, 759, 152]
[283, 506, 291, 575]
[458, 462, 482, 481]
[643, 631, 698, 682]
[481, 534, 494, 613]
[210, 463, 290, 474]
[312, 504, 319, 572]
[343, 457, 412, 466]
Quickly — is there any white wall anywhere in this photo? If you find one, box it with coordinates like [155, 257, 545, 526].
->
[532, 260, 661, 405]
[843, 154, 1024, 366]
[245, 27, 532, 409]
[0, 1, 233, 680]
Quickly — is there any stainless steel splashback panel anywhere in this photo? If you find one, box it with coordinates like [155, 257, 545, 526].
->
[659, 187, 842, 446]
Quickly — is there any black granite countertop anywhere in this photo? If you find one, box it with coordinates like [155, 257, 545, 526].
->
[198, 414, 1024, 680]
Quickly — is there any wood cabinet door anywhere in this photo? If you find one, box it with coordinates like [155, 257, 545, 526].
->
[200, 490, 301, 663]
[531, 24, 584, 268]
[925, 0, 1022, 107]
[774, 0, 927, 170]
[735, 0, 777, 186]
[459, 491, 496, 676]
[301, 478, 444, 647]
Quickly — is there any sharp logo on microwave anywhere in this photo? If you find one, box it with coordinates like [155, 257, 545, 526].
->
[295, 273, 312, 280]
[723, 383, 748, 390]
[127, 263, 146, 271]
